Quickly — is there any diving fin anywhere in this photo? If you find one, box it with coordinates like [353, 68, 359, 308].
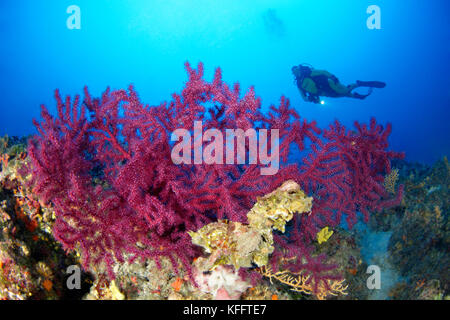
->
[353, 92, 370, 100]
[356, 80, 386, 89]
[352, 88, 374, 100]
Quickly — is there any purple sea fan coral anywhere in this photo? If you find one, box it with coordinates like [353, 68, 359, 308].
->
[28, 62, 404, 293]
[28, 62, 299, 278]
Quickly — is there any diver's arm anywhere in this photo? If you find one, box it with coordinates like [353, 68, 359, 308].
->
[299, 88, 309, 102]
[299, 88, 320, 103]
[299, 78, 320, 103]
[295, 78, 310, 102]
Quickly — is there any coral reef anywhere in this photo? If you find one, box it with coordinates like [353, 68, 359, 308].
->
[189, 180, 312, 270]
[313, 227, 369, 300]
[111, 255, 190, 300]
[363, 156, 448, 300]
[384, 168, 399, 195]
[26, 62, 403, 298]
[385, 157, 449, 299]
[84, 278, 125, 300]
[193, 265, 251, 300]
[0, 137, 92, 299]
[317, 227, 333, 244]
[104, 253, 287, 300]
[258, 264, 348, 300]
[189, 180, 317, 299]
[0, 135, 28, 159]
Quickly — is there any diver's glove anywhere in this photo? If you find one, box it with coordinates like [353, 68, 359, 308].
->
[309, 95, 321, 104]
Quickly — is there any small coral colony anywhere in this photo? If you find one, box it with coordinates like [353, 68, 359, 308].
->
[1, 62, 417, 300]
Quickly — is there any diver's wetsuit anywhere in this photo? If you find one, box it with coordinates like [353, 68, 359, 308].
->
[292, 65, 386, 103]
[306, 73, 341, 97]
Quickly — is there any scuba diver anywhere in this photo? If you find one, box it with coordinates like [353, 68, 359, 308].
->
[292, 64, 386, 104]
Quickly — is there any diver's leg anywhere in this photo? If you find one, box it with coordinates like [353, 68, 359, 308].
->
[347, 83, 359, 91]
[346, 81, 386, 92]
[327, 79, 351, 95]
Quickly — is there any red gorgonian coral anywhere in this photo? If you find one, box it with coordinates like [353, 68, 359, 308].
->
[28, 62, 403, 290]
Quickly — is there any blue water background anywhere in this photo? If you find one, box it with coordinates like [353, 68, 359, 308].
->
[0, 0, 449, 164]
